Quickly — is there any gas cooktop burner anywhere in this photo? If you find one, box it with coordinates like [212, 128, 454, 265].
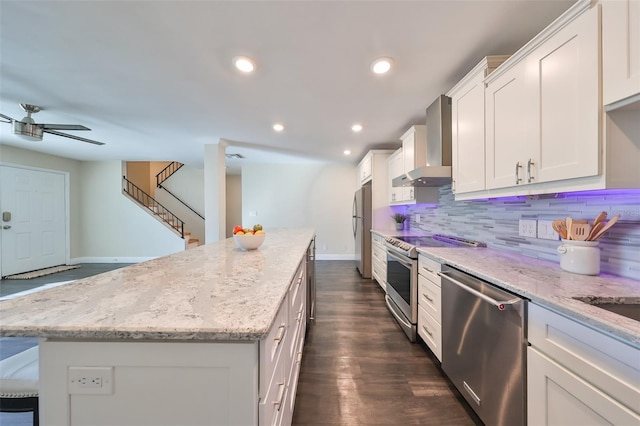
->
[384, 234, 485, 258]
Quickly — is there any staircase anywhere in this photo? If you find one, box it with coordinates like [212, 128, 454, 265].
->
[122, 176, 200, 249]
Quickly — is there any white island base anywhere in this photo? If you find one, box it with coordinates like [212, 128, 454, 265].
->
[40, 340, 259, 425]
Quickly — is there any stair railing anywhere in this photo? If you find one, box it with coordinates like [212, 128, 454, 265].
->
[156, 162, 183, 187]
[123, 176, 184, 238]
[157, 184, 205, 220]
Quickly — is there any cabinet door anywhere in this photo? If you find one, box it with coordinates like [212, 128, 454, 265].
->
[485, 59, 534, 189]
[532, 5, 600, 184]
[603, 0, 640, 106]
[388, 149, 403, 203]
[451, 70, 486, 193]
[528, 347, 640, 426]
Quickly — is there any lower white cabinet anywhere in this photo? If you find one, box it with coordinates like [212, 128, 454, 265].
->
[371, 233, 387, 291]
[416, 254, 442, 361]
[527, 303, 640, 425]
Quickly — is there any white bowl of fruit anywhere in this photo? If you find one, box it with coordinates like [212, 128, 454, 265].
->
[232, 224, 266, 250]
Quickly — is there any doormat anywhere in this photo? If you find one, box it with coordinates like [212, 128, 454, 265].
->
[3, 265, 81, 280]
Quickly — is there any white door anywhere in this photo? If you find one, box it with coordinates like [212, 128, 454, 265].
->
[0, 166, 67, 276]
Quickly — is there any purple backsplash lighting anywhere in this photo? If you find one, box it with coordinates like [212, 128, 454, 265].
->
[405, 186, 640, 280]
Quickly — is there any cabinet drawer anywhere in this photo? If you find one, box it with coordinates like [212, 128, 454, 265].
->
[418, 254, 441, 285]
[288, 260, 305, 326]
[259, 359, 286, 426]
[418, 304, 442, 361]
[260, 301, 288, 398]
[372, 244, 387, 264]
[529, 303, 640, 414]
[417, 274, 441, 323]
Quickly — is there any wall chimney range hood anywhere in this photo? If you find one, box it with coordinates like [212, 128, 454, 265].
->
[393, 95, 452, 187]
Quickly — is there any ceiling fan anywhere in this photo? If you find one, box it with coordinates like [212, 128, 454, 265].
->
[0, 103, 105, 145]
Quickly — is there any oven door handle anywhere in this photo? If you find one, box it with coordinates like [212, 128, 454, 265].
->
[438, 271, 521, 310]
[385, 295, 413, 329]
[386, 248, 413, 269]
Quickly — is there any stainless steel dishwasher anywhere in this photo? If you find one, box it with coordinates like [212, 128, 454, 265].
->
[439, 266, 527, 426]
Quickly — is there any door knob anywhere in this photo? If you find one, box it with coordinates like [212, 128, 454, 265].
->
[2, 225, 11, 229]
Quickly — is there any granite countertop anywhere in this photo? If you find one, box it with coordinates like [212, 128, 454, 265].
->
[372, 230, 640, 346]
[0, 228, 315, 341]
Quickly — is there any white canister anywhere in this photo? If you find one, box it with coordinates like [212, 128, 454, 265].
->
[557, 239, 600, 275]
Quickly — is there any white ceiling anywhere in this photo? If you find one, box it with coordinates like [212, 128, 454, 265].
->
[0, 0, 575, 173]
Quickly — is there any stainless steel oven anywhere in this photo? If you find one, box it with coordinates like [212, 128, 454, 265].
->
[385, 248, 418, 341]
[384, 234, 486, 342]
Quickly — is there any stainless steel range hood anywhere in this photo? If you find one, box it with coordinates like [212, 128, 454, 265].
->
[393, 95, 452, 187]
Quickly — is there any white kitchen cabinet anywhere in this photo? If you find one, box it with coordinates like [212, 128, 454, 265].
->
[357, 152, 373, 185]
[417, 254, 442, 361]
[388, 148, 406, 204]
[371, 232, 387, 292]
[358, 150, 394, 231]
[527, 303, 640, 425]
[401, 125, 427, 174]
[448, 56, 508, 197]
[486, 1, 600, 191]
[603, 0, 640, 108]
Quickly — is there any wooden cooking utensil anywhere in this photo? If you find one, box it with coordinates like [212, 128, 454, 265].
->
[565, 217, 573, 240]
[587, 222, 603, 241]
[552, 219, 568, 239]
[570, 221, 591, 241]
[592, 211, 607, 227]
[590, 214, 621, 241]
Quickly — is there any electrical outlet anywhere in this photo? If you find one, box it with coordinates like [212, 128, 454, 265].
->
[68, 366, 114, 395]
[518, 219, 537, 238]
[415, 214, 421, 224]
[537, 220, 559, 240]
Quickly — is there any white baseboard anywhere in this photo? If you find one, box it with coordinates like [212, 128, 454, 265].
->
[316, 254, 357, 260]
[70, 257, 155, 264]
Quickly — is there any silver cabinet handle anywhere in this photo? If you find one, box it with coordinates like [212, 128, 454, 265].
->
[515, 161, 522, 185]
[527, 158, 535, 183]
[422, 325, 433, 337]
[273, 382, 286, 410]
[273, 324, 286, 345]
[422, 292, 433, 302]
[2, 225, 10, 230]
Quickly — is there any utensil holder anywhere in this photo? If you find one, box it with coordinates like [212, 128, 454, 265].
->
[557, 239, 600, 275]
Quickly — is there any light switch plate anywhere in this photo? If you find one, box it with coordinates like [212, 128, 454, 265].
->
[537, 220, 559, 240]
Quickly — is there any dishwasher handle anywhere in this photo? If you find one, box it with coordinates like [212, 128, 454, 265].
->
[438, 271, 521, 310]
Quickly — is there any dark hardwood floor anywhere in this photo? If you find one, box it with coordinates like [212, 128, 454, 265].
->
[292, 260, 482, 426]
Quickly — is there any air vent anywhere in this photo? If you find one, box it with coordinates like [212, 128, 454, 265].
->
[225, 153, 245, 159]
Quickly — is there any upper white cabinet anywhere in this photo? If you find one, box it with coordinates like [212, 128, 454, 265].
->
[388, 146, 439, 205]
[486, 2, 600, 191]
[401, 125, 427, 174]
[388, 148, 406, 203]
[602, 0, 640, 108]
[358, 152, 373, 185]
[448, 56, 508, 197]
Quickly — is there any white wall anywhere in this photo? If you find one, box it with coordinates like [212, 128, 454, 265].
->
[241, 162, 357, 259]
[226, 175, 242, 238]
[0, 144, 83, 258]
[78, 160, 185, 260]
[156, 164, 205, 244]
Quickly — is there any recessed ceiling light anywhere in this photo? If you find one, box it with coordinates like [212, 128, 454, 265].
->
[233, 56, 256, 73]
[273, 123, 284, 132]
[370, 57, 393, 74]
[344, 150, 351, 156]
[351, 124, 363, 132]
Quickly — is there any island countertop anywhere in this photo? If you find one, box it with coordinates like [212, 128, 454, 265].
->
[0, 228, 315, 341]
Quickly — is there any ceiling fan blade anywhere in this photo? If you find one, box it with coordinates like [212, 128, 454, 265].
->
[43, 129, 105, 145]
[42, 124, 91, 131]
[0, 113, 15, 123]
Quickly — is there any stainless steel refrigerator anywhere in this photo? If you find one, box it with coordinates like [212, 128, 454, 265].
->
[352, 184, 372, 278]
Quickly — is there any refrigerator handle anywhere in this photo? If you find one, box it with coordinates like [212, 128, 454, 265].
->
[352, 194, 357, 238]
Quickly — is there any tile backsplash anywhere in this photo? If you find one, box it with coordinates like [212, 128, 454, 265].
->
[404, 186, 640, 280]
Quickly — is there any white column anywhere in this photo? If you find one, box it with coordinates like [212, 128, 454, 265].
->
[204, 141, 227, 243]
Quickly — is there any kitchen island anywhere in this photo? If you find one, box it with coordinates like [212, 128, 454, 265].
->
[0, 228, 315, 425]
